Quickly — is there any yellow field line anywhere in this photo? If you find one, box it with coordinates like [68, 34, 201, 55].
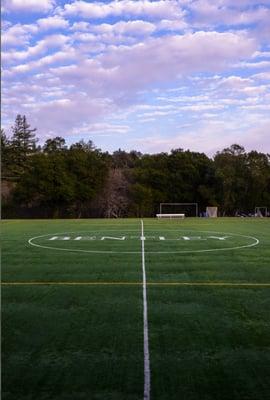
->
[1, 282, 270, 287]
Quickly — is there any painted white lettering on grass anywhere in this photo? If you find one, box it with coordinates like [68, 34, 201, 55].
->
[141, 220, 151, 400]
[182, 236, 206, 241]
[49, 236, 70, 240]
[32, 230, 259, 254]
[178, 236, 229, 241]
[208, 236, 229, 240]
[100, 236, 126, 240]
[48, 235, 231, 242]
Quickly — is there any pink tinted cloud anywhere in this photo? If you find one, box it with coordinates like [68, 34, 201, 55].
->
[131, 119, 270, 155]
[50, 31, 257, 94]
[24, 94, 116, 139]
[190, 0, 270, 27]
[3, 0, 55, 13]
[37, 16, 69, 31]
[98, 31, 257, 90]
[2, 23, 37, 47]
[3, 34, 69, 64]
[62, 0, 183, 19]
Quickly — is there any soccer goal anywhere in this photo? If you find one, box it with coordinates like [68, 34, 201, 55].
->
[157, 203, 198, 218]
[255, 207, 268, 217]
[206, 206, 218, 218]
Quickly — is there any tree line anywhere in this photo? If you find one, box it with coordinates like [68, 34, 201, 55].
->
[1, 115, 270, 218]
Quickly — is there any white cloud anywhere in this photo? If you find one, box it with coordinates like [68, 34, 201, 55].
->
[71, 18, 187, 35]
[14, 30, 255, 100]
[238, 121, 270, 153]
[157, 19, 188, 32]
[7, 47, 76, 75]
[131, 118, 270, 155]
[3, 34, 69, 64]
[71, 22, 91, 32]
[3, 0, 55, 13]
[221, 0, 270, 7]
[20, 94, 117, 139]
[2, 23, 37, 47]
[190, 0, 270, 27]
[241, 104, 270, 111]
[37, 16, 69, 30]
[236, 61, 270, 69]
[217, 76, 254, 89]
[251, 51, 270, 59]
[62, 0, 182, 19]
[94, 20, 156, 35]
[2, 0, 269, 154]
[72, 32, 97, 43]
[72, 122, 130, 136]
[97, 31, 257, 91]
[71, 20, 156, 45]
[252, 72, 270, 81]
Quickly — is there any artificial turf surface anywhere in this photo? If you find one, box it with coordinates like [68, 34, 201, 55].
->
[2, 218, 270, 399]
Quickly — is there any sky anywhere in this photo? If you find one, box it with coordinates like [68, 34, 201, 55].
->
[2, 0, 270, 155]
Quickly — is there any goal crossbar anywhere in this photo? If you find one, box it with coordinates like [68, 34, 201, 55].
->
[156, 213, 185, 219]
[159, 203, 198, 217]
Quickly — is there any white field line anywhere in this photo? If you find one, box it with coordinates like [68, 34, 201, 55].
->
[3, 282, 270, 287]
[28, 230, 259, 255]
[141, 219, 151, 400]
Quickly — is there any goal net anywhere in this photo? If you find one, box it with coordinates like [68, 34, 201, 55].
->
[206, 206, 218, 218]
[255, 207, 268, 217]
[159, 203, 198, 217]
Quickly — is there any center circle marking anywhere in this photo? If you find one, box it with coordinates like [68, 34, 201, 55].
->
[28, 229, 259, 254]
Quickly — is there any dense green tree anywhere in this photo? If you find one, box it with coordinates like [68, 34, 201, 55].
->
[129, 183, 155, 217]
[1, 129, 13, 177]
[112, 149, 142, 169]
[66, 145, 108, 216]
[14, 152, 75, 217]
[2, 115, 270, 218]
[70, 139, 96, 152]
[9, 115, 38, 175]
[214, 145, 250, 214]
[43, 137, 67, 153]
[13, 143, 108, 217]
[129, 149, 217, 216]
[246, 151, 270, 211]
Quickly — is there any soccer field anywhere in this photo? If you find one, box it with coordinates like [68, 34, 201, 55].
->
[2, 218, 270, 400]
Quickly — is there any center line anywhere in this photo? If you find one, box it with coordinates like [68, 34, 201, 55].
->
[141, 219, 151, 400]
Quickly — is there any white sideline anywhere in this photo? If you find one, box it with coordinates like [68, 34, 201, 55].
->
[141, 219, 151, 400]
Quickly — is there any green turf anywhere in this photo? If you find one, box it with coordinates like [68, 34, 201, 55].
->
[2, 218, 270, 399]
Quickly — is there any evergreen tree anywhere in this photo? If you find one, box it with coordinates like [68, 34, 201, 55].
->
[43, 137, 67, 153]
[214, 144, 249, 214]
[70, 139, 95, 152]
[10, 115, 38, 174]
[1, 129, 12, 176]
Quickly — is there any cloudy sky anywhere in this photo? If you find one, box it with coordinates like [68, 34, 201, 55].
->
[2, 0, 270, 155]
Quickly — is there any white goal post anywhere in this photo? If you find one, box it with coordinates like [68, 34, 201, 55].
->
[159, 203, 198, 217]
[255, 206, 268, 217]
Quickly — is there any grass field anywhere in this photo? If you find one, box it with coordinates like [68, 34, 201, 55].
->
[2, 218, 270, 400]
